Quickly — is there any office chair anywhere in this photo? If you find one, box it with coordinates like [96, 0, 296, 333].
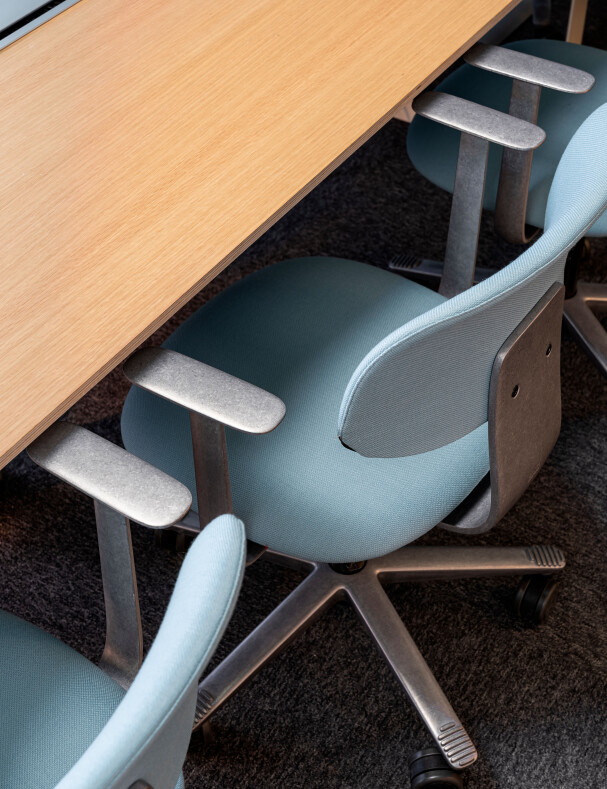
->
[7, 422, 246, 789]
[119, 104, 607, 787]
[405, 39, 607, 377]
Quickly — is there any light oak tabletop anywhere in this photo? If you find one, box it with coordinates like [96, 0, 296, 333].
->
[0, 0, 518, 468]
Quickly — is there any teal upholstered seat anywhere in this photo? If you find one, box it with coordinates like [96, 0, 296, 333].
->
[122, 258, 492, 564]
[0, 611, 126, 789]
[406, 39, 607, 236]
[0, 515, 245, 789]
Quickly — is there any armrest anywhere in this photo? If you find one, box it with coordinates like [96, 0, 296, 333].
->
[27, 422, 192, 529]
[464, 43, 595, 94]
[411, 92, 546, 151]
[123, 347, 286, 434]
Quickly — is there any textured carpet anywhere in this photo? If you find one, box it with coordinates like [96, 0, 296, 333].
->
[1, 2, 607, 787]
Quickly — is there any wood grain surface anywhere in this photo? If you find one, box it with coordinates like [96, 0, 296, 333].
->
[0, 0, 518, 468]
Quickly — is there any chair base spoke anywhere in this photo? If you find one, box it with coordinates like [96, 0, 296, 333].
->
[194, 563, 342, 729]
[564, 282, 607, 378]
[374, 543, 565, 581]
[195, 542, 565, 773]
[347, 571, 477, 769]
[387, 254, 494, 290]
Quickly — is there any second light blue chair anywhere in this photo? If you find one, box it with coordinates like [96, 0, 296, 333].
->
[120, 105, 607, 787]
[407, 38, 607, 376]
[407, 39, 607, 236]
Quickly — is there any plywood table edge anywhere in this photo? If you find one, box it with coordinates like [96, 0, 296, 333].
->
[1, 0, 520, 469]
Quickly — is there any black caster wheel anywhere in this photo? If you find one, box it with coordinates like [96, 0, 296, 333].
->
[409, 747, 464, 788]
[515, 574, 559, 625]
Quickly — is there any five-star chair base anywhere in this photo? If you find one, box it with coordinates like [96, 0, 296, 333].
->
[193, 542, 565, 773]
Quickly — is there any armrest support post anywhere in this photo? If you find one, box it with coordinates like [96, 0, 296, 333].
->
[441, 133, 489, 298]
[567, 0, 589, 44]
[412, 91, 545, 296]
[96, 500, 143, 689]
[494, 80, 542, 244]
[190, 411, 233, 529]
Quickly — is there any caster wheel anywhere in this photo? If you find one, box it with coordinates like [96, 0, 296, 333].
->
[409, 748, 464, 788]
[515, 575, 559, 625]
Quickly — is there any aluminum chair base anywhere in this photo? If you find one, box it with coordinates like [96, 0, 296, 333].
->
[563, 281, 607, 378]
[193, 543, 565, 772]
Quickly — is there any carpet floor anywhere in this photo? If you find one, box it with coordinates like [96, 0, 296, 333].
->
[1, 2, 606, 787]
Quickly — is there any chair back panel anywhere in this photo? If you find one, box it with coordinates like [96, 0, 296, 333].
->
[339, 103, 607, 457]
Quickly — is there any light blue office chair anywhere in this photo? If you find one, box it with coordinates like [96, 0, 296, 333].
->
[10, 423, 246, 789]
[406, 39, 607, 376]
[120, 105, 607, 788]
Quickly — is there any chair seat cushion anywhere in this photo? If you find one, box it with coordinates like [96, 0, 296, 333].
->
[407, 39, 607, 236]
[122, 258, 490, 564]
[0, 610, 183, 789]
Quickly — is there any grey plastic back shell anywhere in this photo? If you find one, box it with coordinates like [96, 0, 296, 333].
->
[489, 283, 563, 523]
[442, 283, 564, 534]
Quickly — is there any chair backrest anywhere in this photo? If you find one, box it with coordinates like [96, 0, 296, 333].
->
[56, 514, 246, 789]
[339, 102, 607, 458]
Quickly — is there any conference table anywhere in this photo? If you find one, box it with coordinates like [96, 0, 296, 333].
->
[0, 0, 520, 469]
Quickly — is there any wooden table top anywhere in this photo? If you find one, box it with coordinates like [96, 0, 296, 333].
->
[0, 0, 518, 468]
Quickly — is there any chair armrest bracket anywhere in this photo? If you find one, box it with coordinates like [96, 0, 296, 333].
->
[28, 423, 192, 689]
[463, 44, 593, 244]
[124, 347, 286, 530]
